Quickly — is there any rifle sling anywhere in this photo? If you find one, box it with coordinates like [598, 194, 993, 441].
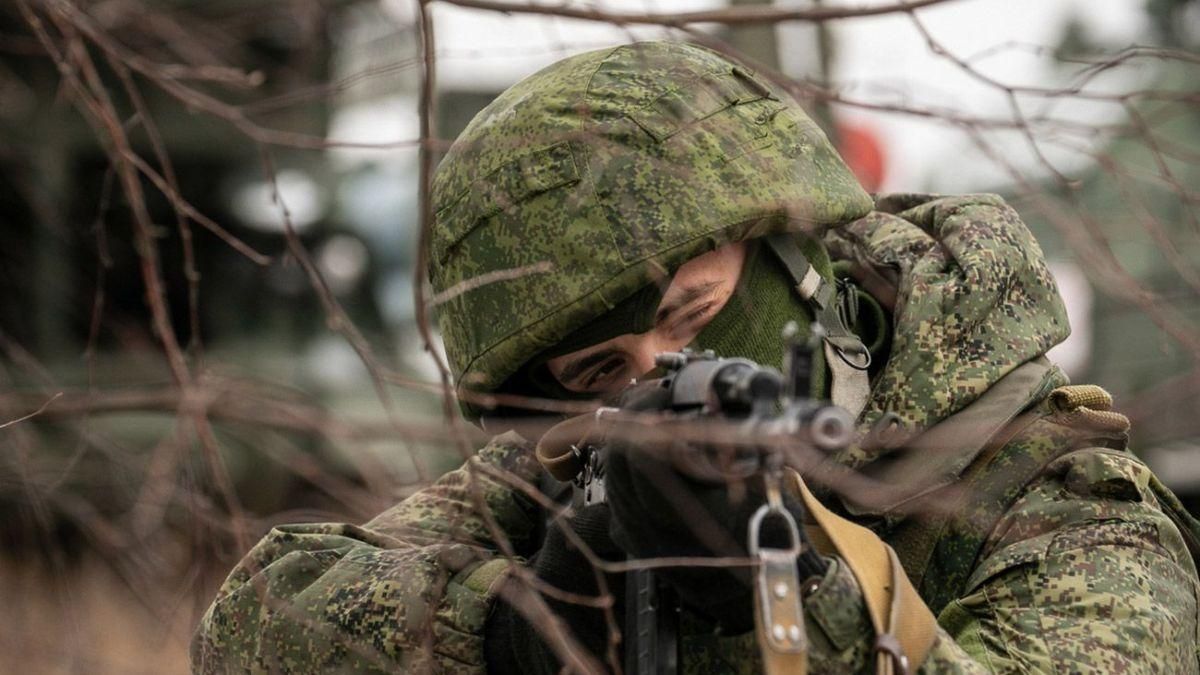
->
[757, 473, 938, 675]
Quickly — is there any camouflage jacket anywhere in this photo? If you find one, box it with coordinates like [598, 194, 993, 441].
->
[192, 195, 1200, 673]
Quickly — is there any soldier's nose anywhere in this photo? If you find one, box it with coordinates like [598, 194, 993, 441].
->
[629, 342, 660, 379]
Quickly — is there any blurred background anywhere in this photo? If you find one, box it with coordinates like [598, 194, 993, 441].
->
[1, 0, 1197, 671]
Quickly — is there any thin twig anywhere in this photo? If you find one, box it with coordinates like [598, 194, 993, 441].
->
[0, 392, 63, 430]
[436, 0, 956, 27]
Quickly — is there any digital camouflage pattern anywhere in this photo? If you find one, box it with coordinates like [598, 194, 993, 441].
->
[429, 42, 872, 409]
[193, 192, 1200, 674]
[677, 398, 1200, 673]
[192, 433, 543, 673]
[825, 193, 1070, 440]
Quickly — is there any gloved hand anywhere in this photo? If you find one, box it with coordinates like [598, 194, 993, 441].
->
[604, 382, 827, 635]
[484, 504, 625, 675]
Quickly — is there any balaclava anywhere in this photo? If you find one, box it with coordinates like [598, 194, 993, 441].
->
[510, 284, 663, 402]
[691, 237, 834, 398]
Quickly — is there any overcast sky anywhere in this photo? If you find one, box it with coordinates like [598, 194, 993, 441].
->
[380, 0, 1151, 192]
[821, 0, 1149, 191]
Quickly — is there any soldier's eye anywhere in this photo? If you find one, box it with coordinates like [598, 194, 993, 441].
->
[668, 302, 716, 338]
[584, 358, 625, 388]
[684, 302, 715, 324]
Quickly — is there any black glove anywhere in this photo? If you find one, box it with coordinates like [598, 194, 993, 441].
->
[604, 383, 827, 635]
[484, 504, 625, 675]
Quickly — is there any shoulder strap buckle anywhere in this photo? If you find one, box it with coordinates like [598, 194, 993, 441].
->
[762, 233, 873, 418]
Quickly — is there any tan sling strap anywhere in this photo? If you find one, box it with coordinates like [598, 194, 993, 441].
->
[752, 494, 811, 675]
[755, 470, 938, 675]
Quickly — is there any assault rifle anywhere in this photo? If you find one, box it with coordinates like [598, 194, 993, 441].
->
[557, 325, 856, 675]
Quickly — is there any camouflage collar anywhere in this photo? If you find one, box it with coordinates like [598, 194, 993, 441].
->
[839, 357, 1065, 517]
[823, 193, 1071, 473]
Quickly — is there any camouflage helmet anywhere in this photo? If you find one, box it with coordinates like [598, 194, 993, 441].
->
[429, 41, 872, 415]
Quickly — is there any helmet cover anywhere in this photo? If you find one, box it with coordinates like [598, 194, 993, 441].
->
[428, 41, 872, 415]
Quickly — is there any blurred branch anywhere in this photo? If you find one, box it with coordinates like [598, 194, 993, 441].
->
[435, 0, 957, 26]
[429, 261, 556, 306]
[18, 0, 256, 552]
[0, 392, 63, 430]
[0, 383, 484, 446]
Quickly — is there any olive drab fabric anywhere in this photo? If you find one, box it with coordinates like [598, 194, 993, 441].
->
[192, 192, 1200, 674]
[825, 193, 1071, 443]
[428, 42, 872, 411]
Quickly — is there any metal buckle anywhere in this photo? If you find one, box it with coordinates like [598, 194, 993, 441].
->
[748, 474, 807, 654]
[835, 343, 873, 369]
[834, 343, 872, 371]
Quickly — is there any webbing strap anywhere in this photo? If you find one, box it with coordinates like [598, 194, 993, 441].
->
[1048, 384, 1112, 410]
[826, 342, 871, 424]
[787, 470, 938, 674]
[764, 234, 871, 420]
[1048, 385, 1130, 433]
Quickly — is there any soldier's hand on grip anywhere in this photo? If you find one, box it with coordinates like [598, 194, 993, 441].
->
[603, 385, 822, 636]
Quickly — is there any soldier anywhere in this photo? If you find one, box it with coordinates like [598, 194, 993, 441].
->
[192, 42, 1200, 673]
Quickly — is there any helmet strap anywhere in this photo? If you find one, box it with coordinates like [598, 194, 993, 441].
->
[763, 233, 872, 420]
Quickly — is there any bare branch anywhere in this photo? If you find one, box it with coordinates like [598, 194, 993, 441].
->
[435, 0, 958, 27]
[0, 392, 62, 430]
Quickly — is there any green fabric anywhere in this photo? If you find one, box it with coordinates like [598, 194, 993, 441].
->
[505, 236, 836, 403]
[796, 438, 1200, 674]
[691, 240, 825, 397]
[823, 193, 1071, 456]
[192, 429, 1200, 675]
[191, 432, 544, 674]
[853, 287, 889, 366]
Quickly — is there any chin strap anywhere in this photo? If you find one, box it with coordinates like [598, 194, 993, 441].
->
[752, 470, 939, 675]
[764, 233, 872, 420]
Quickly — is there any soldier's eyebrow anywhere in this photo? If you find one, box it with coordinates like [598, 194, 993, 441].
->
[556, 280, 723, 386]
[558, 347, 622, 385]
[654, 281, 722, 325]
